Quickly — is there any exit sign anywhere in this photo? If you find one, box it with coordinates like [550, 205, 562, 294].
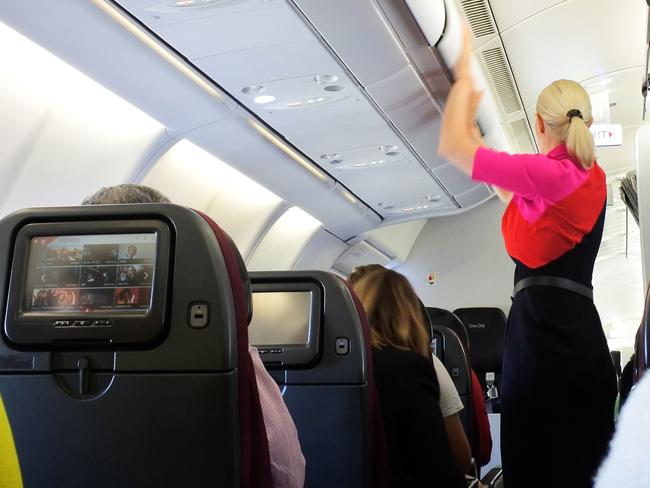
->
[590, 124, 623, 147]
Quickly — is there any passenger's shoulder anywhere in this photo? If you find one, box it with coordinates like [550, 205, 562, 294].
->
[373, 346, 434, 377]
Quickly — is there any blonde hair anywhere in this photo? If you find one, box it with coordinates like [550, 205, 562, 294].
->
[352, 269, 431, 359]
[536, 79, 595, 169]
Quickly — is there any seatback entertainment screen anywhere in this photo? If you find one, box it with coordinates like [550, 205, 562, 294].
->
[23, 234, 157, 314]
[248, 291, 312, 346]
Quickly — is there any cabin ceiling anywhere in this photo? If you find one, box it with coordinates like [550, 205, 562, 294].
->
[113, 0, 495, 219]
[482, 0, 647, 173]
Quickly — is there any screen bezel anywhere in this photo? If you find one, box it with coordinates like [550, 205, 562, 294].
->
[4, 220, 172, 348]
[250, 281, 322, 368]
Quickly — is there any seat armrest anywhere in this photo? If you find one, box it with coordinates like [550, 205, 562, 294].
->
[481, 467, 503, 488]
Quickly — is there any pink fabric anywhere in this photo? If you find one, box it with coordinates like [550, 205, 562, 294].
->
[249, 346, 306, 488]
[472, 145, 590, 223]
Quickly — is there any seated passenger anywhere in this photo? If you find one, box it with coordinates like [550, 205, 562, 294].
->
[82, 184, 305, 488]
[349, 265, 472, 475]
[594, 371, 650, 487]
[352, 268, 465, 487]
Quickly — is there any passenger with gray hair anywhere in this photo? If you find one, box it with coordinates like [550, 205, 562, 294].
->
[81, 184, 170, 205]
[81, 183, 306, 488]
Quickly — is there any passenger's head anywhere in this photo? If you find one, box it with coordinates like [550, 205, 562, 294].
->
[353, 269, 430, 358]
[347, 264, 386, 286]
[535, 79, 595, 168]
[81, 184, 170, 205]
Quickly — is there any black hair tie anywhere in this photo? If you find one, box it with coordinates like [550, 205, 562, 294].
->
[567, 109, 583, 120]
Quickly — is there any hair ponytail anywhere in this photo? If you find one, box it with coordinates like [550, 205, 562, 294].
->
[536, 79, 596, 169]
[566, 115, 595, 169]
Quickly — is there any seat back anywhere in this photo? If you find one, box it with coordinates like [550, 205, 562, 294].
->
[431, 325, 473, 445]
[634, 283, 650, 384]
[249, 271, 388, 488]
[454, 307, 507, 412]
[0, 205, 270, 488]
[426, 307, 470, 356]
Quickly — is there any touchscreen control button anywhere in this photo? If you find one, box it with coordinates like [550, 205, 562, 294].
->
[74, 320, 93, 327]
[189, 303, 209, 328]
[93, 320, 112, 326]
[53, 320, 72, 327]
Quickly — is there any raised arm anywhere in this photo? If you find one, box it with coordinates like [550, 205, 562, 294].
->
[437, 28, 483, 175]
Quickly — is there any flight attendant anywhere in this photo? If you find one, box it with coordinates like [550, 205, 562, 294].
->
[438, 31, 617, 487]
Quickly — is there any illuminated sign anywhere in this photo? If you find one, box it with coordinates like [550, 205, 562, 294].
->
[590, 124, 623, 147]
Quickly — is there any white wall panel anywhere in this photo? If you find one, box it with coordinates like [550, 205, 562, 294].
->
[398, 198, 514, 312]
[142, 140, 286, 258]
[0, 22, 167, 216]
[489, 0, 566, 31]
[364, 219, 427, 264]
[247, 206, 322, 271]
[500, 0, 646, 108]
[293, 230, 348, 271]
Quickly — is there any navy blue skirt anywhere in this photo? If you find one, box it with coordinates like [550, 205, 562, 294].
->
[500, 285, 617, 487]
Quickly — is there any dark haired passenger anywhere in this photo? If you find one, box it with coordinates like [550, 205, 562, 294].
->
[353, 269, 465, 487]
[82, 184, 305, 488]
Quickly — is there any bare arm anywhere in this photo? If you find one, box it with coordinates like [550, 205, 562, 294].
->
[438, 28, 483, 176]
[444, 413, 472, 475]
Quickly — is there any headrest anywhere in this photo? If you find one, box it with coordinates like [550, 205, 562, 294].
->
[194, 210, 253, 326]
[634, 283, 650, 383]
[453, 307, 506, 373]
[426, 308, 469, 354]
[419, 300, 434, 342]
[227, 233, 253, 326]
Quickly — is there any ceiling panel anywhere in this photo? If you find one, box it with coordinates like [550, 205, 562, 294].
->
[140, 3, 314, 60]
[488, 0, 566, 31]
[292, 0, 410, 86]
[455, 184, 494, 208]
[433, 163, 477, 195]
[366, 65, 447, 169]
[500, 0, 646, 108]
[118, 0, 283, 27]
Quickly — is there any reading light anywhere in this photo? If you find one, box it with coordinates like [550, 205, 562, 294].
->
[254, 95, 276, 104]
[167, 0, 221, 6]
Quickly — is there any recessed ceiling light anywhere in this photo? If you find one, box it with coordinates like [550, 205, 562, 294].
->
[283, 96, 329, 108]
[167, 0, 221, 7]
[324, 85, 344, 92]
[314, 74, 339, 85]
[426, 195, 441, 202]
[254, 95, 276, 104]
[242, 84, 265, 95]
[351, 160, 385, 168]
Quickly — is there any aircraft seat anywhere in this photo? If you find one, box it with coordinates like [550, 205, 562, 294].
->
[431, 325, 474, 452]
[0, 204, 271, 488]
[454, 307, 507, 413]
[426, 307, 470, 356]
[633, 283, 650, 384]
[248, 270, 389, 488]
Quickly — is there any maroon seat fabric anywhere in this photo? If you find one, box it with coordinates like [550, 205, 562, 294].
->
[340, 278, 390, 488]
[195, 210, 272, 488]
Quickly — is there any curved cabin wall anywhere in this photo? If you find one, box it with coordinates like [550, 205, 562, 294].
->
[0, 22, 168, 216]
[398, 198, 514, 313]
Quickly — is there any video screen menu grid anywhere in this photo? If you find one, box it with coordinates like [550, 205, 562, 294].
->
[24, 234, 157, 313]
